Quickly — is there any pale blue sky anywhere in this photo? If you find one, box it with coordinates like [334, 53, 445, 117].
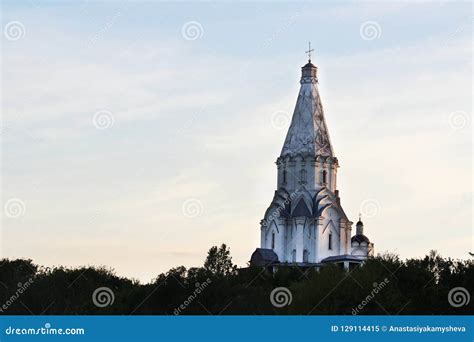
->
[1, 1, 472, 282]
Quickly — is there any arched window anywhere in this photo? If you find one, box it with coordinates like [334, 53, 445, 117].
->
[303, 249, 309, 263]
[292, 249, 296, 263]
[328, 233, 333, 250]
[322, 170, 327, 184]
[271, 232, 275, 250]
[282, 170, 287, 184]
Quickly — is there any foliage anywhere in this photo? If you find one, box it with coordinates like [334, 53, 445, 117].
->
[0, 248, 472, 315]
[203, 244, 238, 278]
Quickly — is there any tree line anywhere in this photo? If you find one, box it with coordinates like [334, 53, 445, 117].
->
[0, 245, 472, 315]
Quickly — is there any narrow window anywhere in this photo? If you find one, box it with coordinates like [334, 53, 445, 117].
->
[271, 232, 275, 250]
[328, 233, 333, 250]
[303, 249, 309, 263]
[282, 170, 287, 184]
[292, 249, 296, 263]
[300, 169, 307, 184]
[322, 170, 327, 184]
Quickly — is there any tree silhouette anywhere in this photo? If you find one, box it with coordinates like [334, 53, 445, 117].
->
[203, 244, 237, 278]
[0, 247, 472, 315]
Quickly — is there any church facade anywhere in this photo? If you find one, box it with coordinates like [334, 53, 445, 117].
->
[251, 57, 374, 269]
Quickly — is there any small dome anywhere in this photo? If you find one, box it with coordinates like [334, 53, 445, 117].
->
[356, 219, 364, 226]
[351, 234, 370, 244]
[303, 61, 316, 68]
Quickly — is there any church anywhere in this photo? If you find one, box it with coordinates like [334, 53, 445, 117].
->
[250, 50, 374, 270]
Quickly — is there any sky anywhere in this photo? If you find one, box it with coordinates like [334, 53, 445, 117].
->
[1, 1, 472, 282]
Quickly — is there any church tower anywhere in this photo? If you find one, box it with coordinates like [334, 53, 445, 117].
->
[351, 216, 374, 258]
[250, 49, 373, 269]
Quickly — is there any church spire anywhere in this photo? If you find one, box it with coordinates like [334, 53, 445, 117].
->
[280, 50, 333, 158]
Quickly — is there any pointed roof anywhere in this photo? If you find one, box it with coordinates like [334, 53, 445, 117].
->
[280, 61, 334, 158]
[292, 198, 312, 217]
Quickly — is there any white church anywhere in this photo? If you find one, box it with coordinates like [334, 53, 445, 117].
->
[250, 52, 374, 270]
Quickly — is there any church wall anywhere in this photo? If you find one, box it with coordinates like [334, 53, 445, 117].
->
[288, 160, 296, 191]
[270, 156, 345, 264]
[303, 221, 316, 262]
[295, 218, 304, 262]
[284, 220, 294, 263]
[277, 163, 282, 188]
[331, 163, 336, 192]
[351, 245, 368, 258]
[317, 208, 341, 262]
[308, 160, 317, 190]
[277, 157, 338, 196]
[328, 162, 334, 192]
[263, 219, 285, 262]
[338, 220, 350, 255]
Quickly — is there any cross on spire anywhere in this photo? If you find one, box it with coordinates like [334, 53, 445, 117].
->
[305, 42, 314, 62]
